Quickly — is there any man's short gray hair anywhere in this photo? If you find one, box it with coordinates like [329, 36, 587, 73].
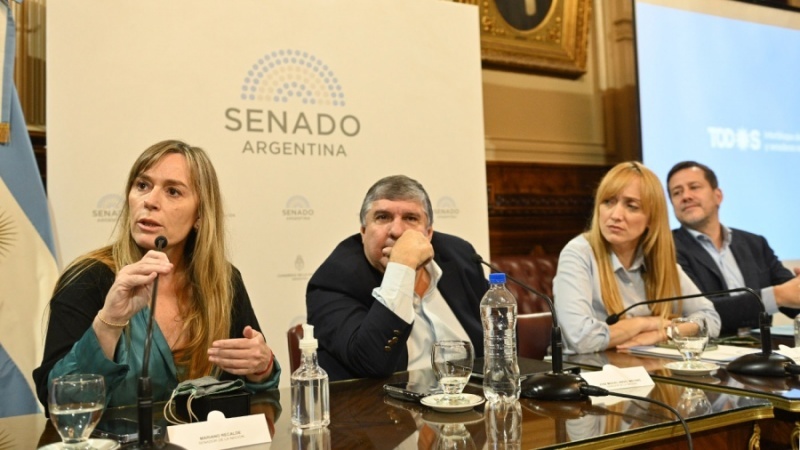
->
[359, 175, 433, 228]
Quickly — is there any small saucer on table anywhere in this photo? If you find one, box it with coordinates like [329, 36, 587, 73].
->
[422, 408, 484, 425]
[38, 438, 121, 450]
[664, 361, 719, 376]
[421, 393, 485, 413]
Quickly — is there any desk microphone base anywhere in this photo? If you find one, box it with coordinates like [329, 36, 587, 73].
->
[727, 352, 794, 377]
[520, 371, 588, 401]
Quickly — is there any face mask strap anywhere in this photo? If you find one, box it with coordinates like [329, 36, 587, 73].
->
[163, 377, 247, 424]
[186, 392, 199, 423]
[164, 387, 190, 424]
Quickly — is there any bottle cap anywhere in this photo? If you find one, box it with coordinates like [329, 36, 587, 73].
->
[489, 272, 506, 284]
[299, 323, 318, 351]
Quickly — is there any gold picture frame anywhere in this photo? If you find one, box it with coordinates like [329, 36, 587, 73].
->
[456, 0, 592, 78]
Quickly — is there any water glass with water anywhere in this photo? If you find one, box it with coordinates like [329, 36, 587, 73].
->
[669, 317, 709, 369]
[431, 340, 474, 404]
[48, 373, 106, 448]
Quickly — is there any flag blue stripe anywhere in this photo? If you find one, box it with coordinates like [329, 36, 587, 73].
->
[0, 87, 55, 257]
[0, 344, 40, 416]
[2, 2, 16, 123]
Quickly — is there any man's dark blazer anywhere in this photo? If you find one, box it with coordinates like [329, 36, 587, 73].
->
[673, 226, 797, 336]
[306, 232, 488, 381]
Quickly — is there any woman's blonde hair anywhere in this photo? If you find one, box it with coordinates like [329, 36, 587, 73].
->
[56, 140, 232, 380]
[585, 161, 681, 320]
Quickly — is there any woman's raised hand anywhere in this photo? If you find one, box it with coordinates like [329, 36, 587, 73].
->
[100, 250, 174, 325]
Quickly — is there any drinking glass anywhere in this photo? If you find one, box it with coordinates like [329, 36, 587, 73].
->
[48, 374, 106, 448]
[434, 423, 477, 450]
[669, 317, 709, 369]
[431, 340, 474, 404]
[676, 387, 712, 418]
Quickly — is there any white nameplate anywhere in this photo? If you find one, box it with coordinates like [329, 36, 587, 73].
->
[581, 364, 654, 391]
[581, 365, 655, 406]
[167, 411, 271, 449]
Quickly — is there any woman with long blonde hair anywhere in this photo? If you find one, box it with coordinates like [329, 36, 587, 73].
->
[33, 140, 280, 408]
[553, 161, 720, 353]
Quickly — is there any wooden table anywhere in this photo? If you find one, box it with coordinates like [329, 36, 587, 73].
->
[8, 368, 772, 449]
[566, 349, 800, 449]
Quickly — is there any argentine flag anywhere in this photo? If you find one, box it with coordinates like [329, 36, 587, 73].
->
[0, 0, 59, 418]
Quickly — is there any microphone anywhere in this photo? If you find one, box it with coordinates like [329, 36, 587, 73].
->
[473, 254, 588, 401]
[605, 287, 794, 377]
[606, 287, 754, 325]
[131, 236, 184, 449]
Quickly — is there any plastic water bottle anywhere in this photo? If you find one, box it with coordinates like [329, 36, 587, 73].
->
[481, 272, 521, 403]
[794, 315, 800, 348]
[292, 426, 331, 450]
[291, 324, 330, 429]
[485, 400, 522, 450]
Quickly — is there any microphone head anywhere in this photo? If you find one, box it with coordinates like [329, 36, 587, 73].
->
[155, 235, 168, 250]
[606, 314, 620, 325]
[471, 253, 484, 264]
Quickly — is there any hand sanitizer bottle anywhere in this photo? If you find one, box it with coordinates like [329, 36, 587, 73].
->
[291, 324, 330, 429]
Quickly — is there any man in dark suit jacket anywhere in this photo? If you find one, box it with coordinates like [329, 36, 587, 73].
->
[667, 161, 800, 336]
[306, 175, 488, 381]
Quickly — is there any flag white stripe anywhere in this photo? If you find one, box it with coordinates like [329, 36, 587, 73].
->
[0, 178, 58, 405]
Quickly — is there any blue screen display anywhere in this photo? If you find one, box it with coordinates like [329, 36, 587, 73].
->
[636, 0, 800, 260]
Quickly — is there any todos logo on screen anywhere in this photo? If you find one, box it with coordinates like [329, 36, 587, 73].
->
[706, 127, 761, 151]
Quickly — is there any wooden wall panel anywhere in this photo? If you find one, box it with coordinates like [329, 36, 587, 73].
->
[487, 161, 610, 257]
[31, 130, 46, 190]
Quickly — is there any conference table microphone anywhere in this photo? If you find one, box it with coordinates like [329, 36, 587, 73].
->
[130, 236, 185, 449]
[606, 287, 795, 377]
[473, 254, 588, 401]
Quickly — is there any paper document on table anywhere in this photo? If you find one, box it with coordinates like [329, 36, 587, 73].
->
[777, 345, 800, 360]
[626, 344, 761, 363]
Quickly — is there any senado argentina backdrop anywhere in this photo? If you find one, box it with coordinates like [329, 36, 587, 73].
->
[47, 0, 489, 388]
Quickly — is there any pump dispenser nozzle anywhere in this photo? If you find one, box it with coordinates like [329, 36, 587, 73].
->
[291, 323, 330, 428]
[300, 323, 318, 352]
